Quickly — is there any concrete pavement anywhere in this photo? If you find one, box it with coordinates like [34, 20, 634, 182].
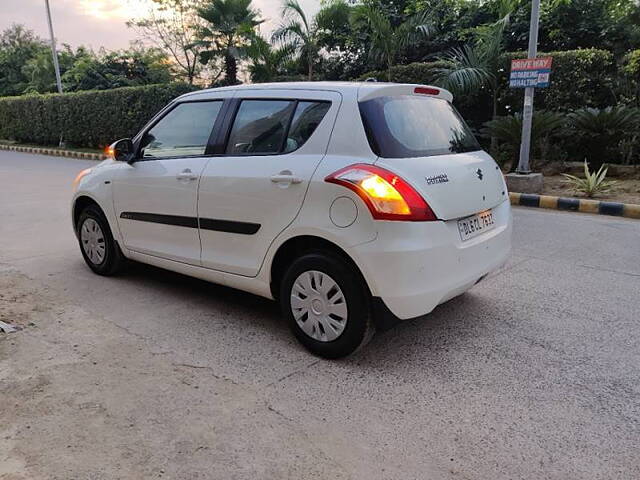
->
[1, 151, 639, 479]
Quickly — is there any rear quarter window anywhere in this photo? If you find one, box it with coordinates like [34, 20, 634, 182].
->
[359, 96, 481, 158]
[225, 99, 331, 156]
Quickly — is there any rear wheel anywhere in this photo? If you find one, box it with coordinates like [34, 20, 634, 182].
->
[76, 204, 125, 276]
[280, 252, 374, 358]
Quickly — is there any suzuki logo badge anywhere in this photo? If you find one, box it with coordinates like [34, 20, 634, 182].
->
[476, 168, 483, 180]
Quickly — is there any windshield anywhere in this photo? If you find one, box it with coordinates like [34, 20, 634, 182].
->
[359, 95, 481, 158]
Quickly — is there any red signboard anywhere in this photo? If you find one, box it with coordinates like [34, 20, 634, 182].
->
[511, 57, 553, 71]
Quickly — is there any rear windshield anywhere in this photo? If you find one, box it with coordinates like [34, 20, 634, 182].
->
[359, 95, 481, 158]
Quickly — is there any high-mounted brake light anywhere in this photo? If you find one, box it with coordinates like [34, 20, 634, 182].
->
[414, 87, 440, 96]
[325, 164, 437, 221]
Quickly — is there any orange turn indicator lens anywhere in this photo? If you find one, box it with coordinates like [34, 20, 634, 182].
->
[72, 168, 92, 190]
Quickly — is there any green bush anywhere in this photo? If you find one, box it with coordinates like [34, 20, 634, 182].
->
[567, 106, 640, 168]
[269, 74, 308, 82]
[357, 61, 450, 84]
[622, 49, 640, 77]
[482, 110, 567, 170]
[499, 49, 617, 113]
[0, 83, 199, 148]
[619, 49, 640, 109]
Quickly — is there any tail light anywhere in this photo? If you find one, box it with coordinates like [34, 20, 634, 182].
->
[325, 164, 437, 221]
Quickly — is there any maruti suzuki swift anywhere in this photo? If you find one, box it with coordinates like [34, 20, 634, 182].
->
[71, 82, 512, 358]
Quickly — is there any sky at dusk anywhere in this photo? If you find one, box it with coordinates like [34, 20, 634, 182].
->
[1, 0, 321, 50]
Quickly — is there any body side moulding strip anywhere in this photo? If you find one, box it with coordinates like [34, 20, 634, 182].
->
[120, 212, 260, 235]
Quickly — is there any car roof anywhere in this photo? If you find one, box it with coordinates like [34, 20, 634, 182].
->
[180, 81, 453, 102]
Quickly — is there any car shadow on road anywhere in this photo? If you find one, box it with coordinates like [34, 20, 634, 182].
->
[121, 260, 284, 325]
[117, 260, 493, 366]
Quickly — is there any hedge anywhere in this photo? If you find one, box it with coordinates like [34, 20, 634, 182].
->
[357, 61, 449, 84]
[622, 49, 640, 76]
[0, 83, 199, 149]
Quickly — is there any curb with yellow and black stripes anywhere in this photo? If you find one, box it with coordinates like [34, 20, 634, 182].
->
[510, 192, 640, 219]
[0, 143, 106, 161]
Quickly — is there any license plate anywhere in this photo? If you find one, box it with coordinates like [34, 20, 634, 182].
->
[457, 210, 495, 241]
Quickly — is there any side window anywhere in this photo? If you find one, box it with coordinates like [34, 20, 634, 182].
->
[283, 101, 331, 153]
[226, 100, 296, 155]
[141, 101, 223, 159]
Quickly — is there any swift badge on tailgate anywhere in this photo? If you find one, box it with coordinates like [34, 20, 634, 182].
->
[425, 174, 449, 185]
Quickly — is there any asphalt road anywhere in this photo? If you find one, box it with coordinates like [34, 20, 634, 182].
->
[1, 151, 639, 480]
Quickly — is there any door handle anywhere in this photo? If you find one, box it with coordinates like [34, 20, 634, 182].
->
[177, 169, 198, 181]
[270, 171, 302, 184]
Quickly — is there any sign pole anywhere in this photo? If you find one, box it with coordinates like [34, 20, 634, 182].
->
[44, 0, 65, 147]
[516, 0, 541, 174]
[44, 0, 63, 95]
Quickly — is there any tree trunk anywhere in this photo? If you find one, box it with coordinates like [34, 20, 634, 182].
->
[308, 51, 313, 81]
[387, 56, 392, 82]
[225, 53, 238, 86]
[491, 86, 498, 155]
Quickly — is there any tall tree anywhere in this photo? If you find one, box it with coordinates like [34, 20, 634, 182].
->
[61, 45, 173, 91]
[435, 0, 515, 127]
[195, 0, 262, 85]
[272, 0, 319, 81]
[351, 5, 433, 82]
[270, 0, 349, 81]
[246, 35, 293, 83]
[22, 44, 81, 94]
[314, 0, 353, 53]
[127, 0, 206, 84]
[0, 24, 49, 96]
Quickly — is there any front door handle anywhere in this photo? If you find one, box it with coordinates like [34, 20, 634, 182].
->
[270, 170, 302, 185]
[177, 169, 198, 181]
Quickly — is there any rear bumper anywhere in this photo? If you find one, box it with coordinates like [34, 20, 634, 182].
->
[351, 199, 512, 320]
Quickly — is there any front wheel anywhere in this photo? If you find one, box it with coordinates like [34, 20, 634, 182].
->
[280, 252, 374, 359]
[76, 205, 125, 276]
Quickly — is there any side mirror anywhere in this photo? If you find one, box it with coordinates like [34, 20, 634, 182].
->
[107, 138, 135, 163]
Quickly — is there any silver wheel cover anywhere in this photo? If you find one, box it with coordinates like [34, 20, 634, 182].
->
[290, 270, 348, 342]
[80, 218, 106, 265]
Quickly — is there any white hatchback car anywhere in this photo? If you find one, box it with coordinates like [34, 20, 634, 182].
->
[72, 82, 512, 358]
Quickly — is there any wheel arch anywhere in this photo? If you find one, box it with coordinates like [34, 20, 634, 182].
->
[72, 195, 103, 232]
[269, 235, 370, 301]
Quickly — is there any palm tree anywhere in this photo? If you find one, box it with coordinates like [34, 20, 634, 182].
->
[482, 110, 566, 171]
[436, 18, 508, 123]
[246, 35, 294, 83]
[195, 0, 262, 85]
[435, 0, 517, 122]
[568, 107, 640, 169]
[272, 0, 351, 81]
[351, 6, 433, 82]
[271, 0, 318, 81]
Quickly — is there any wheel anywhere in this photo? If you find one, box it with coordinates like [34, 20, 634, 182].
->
[280, 252, 374, 359]
[76, 204, 125, 276]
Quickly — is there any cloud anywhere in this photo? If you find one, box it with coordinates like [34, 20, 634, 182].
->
[0, 0, 321, 50]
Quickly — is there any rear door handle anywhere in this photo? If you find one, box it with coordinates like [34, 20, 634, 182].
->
[270, 171, 302, 184]
[177, 169, 198, 181]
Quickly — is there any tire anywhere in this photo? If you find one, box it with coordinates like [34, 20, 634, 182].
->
[76, 204, 125, 276]
[280, 252, 375, 359]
